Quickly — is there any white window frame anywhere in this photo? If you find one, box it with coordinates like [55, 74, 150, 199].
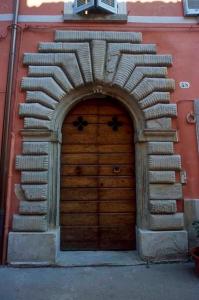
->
[64, 0, 127, 16]
[183, 0, 199, 16]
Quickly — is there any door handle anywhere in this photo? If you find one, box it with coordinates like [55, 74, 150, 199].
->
[113, 166, 121, 174]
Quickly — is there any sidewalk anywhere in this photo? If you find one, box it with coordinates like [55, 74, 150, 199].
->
[0, 262, 198, 300]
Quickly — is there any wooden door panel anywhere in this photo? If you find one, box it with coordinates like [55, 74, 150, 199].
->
[64, 115, 97, 124]
[60, 213, 98, 226]
[100, 226, 136, 240]
[61, 226, 98, 250]
[61, 177, 98, 188]
[70, 103, 98, 115]
[99, 213, 136, 226]
[98, 153, 133, 164]
[60, 98, 136, 250]
[99, 188, 135, 200]
[62, 124, 97, 144]
[99, 104, 126, 115]
[61, 226, 98, 241]
[61, 200, 135, 213]
[99, 165, 133, 176]
[61, 201, 98, 213]
[62, 144, 98, 153]
[62, 144, 133, 154]
[61, 165, 98, 176]
[98, 144, 133, 153]
[61, 188, 98, 201]
[100, 200, 136, 213]
[61, 153, 98, 164]
[97, 125, 132, 144]
[99, 177, 134, 188]
[99, 115, 131, 124]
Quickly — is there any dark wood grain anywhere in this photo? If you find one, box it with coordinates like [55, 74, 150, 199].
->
[60, 98, 136, 250]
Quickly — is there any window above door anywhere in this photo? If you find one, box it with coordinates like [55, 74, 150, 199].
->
[63, 0, 127, 23]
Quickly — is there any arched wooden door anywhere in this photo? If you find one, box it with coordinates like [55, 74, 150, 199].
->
[60, 98, 136, 250]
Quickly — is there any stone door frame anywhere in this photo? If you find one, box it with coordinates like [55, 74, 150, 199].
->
[8, 31, 188, 265]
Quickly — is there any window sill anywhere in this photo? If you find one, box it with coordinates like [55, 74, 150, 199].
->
[63, 13, 127, 23]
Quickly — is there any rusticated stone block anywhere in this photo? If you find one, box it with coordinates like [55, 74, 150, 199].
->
[139, 92, 170, 109]
[131, 78, 175, 101]
[148, 142, 174, 154]
[149, 171, 176, 183]
[91, 40, 106, 82]
[23, 142, 49, 155]
[55, 30, 142, 43]
[21, 171, 48, 184]
[38, 42, 93, 83]
[113, 55, 136, 88]
[13, 215, 47, 232]
[19, 103, 54, 120]
[26, 91, 58, 109]
[138, 229, 188, 261]
[144, 104, 177, 120]
[24, 118, 51, 129]
[146, 118, 172, 129]
[19, 201, 48, 215]
[149, 183, 182, 199]
[21, 77, 66, 101]
[21, 184, 48, 201]
[28, 65, 73, 92]
[149, 155, 181, 170]
[24, 53, 83, 87]
[125, 67, 168, 93]
[150, 213, 184, 230]
[150, 200, 177, 214]
[105, 46, 158, 83]
[16, 156, 48, 171]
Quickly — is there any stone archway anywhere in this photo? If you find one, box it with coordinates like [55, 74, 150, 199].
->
[8, 31, 188, 265]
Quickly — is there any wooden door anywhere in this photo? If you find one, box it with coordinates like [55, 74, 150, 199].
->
[60, 98, 136, 250]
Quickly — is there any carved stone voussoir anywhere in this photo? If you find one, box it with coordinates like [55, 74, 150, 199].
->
[55, 31, 142, 43]
[21, 77, 66, 101]
[26, 91, 59, 109]
[144, 104, 177, 120]
[19, 103, 54, 120]
[150, 213, 184, 230]
[150, 200, 177, 214]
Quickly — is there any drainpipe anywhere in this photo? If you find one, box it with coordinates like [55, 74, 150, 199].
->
[0, 0, 20, 264]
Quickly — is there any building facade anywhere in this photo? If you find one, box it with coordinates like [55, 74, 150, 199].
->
[0, 0, 199, 265]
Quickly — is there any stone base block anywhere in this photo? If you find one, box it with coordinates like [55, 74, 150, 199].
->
[7, 229, 60, 265]
[184, 199, 199, 248]
[150, 213, 184, 230]
[138, 229, 188, 262]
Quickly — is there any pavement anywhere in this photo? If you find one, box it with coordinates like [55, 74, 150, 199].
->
[0, 261, 198, 300]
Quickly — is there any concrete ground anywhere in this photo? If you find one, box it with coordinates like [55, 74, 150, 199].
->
[0, 262, 198, 300]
